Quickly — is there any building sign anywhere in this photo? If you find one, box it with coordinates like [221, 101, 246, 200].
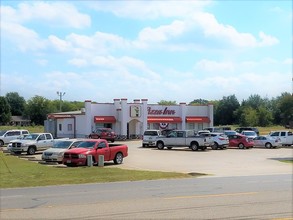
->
[147, 107, 176, 115]
[130, 105, 141, 117]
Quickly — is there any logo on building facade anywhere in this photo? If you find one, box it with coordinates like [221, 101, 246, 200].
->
[147, 107, 176, 115]
[130, 105, 141, 117]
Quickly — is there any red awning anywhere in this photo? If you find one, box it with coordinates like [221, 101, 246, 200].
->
[147, 117, 182, 123]
[94, 116, 116, 123]
[186, 117, 210, 123]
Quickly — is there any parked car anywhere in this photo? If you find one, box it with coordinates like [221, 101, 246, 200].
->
[142, 129, 162, 147]
[209, 132, 229, 150]
[268, 130, 293, 146]
[9, 133, 54, 155]
[253, 136, 282, 148]
[42, 139, 84, 163]
[88, 128, 116, 143]
[224, 130, 238, 137]
[156, 130, 209, 151]
[235, 127, 259, 136]
[6, 134, 28, 152]
[241, 130, 258, 139]
[0, 129, 29, 147]
[62, 139, 128, 166]
[228, 134, 254, 149]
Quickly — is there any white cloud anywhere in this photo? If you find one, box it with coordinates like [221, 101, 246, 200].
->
[1, 21, 46, 51]
[195, 60, 235, 72]
[68, 59, 88, 67]
[89, 1, 212, 19]
[258, 31, 279, 47]
[1, 2, 91, 28]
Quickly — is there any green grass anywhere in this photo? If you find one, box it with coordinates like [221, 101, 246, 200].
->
[0, 152, 194, 188]
[0, 125, 44, 133]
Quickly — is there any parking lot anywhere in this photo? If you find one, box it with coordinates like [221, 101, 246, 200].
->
[5, 140, 293, 177]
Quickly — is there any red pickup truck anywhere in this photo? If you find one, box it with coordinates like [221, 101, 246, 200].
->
[62, 139, 128, 166]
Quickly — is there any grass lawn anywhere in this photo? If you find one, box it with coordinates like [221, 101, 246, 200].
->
[0, 152, 194, 188]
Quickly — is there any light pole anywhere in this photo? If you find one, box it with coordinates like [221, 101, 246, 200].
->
[57, 91, 65, 112]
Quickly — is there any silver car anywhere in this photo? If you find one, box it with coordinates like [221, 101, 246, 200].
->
[42, 139, 84, 163]
[253, 136, 282, 148]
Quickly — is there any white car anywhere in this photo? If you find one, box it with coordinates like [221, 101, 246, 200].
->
[142, 130, 162, 147]
[42, 139, 84, 163]
[241, 130, 258, 139]
[0, 129, 29, 147]
[253, 136, 282, 148]
[210, 132, 229, 150]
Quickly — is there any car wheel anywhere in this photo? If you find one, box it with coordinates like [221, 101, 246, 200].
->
[212, 142, 218, 150]
[27, 146, 36, 155]
[265, 143, 272, 148]
[114, 152, 123, 164]
[190, 142, 198, 151]
[238, 143, 245, 149]
[0, 140, 4, 147]
[157, 142, 164, 150]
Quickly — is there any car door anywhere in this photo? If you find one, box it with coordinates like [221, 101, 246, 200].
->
[253, 136, 261, 146]
[95, 141, 111, 161]
[37, 134, 47, 150]
[228, 135, 239, 147]
[5, 131, 21, 143]
[164, 131, 178, 146]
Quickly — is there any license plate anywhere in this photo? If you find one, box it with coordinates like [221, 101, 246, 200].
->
[67, 160, 71, 163]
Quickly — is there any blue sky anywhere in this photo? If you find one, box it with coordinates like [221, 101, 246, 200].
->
[1, 0, 292, 104]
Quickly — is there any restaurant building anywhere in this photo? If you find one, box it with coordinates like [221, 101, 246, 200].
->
[45, 98, 213, 138]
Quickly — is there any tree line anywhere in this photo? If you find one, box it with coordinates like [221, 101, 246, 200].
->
[0, 92, 292, 127]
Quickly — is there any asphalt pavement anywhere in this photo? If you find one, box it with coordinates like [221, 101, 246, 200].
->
[5, 140, 292, 177]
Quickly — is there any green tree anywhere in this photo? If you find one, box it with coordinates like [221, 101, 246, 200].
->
[238, 106, 258, 126]
[257, 106, 273, 126]
[189, 99, 209, 105]
[277, 93, 293, 126]
[157, 100, 177, 105]
[0, 96, 11, 124]
[214, 95, 240, 125]
[24, 95, 54, 125]
[5, 92, 26, 116]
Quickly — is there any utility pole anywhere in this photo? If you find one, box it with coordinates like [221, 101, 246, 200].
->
[57, 91, 65, 112]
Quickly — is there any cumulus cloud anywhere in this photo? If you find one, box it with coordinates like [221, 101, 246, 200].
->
[195, 59, 235, 72]
[1, 2, 91, 28]
[1, 21, 47, 51]
[88, 1, 211, 19]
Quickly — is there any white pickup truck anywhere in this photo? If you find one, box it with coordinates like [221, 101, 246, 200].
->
[268, 130, 293, 146]
[9, 133, 54, 155]
[156, 130, 210, 151]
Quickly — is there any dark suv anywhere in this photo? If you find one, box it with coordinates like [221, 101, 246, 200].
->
[235, 127, 259, 136]
[89, 128, 116, 142]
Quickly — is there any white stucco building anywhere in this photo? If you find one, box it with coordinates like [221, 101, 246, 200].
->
[45, 98, 213, 139]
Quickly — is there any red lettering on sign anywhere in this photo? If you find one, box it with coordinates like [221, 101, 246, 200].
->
[147, 107, 176, 115]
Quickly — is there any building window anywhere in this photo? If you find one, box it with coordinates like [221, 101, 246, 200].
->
[59, 124, 62, 131]
[68, 124, 72, 131]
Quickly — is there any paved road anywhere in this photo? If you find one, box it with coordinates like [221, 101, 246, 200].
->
[1, 174, 292, 219]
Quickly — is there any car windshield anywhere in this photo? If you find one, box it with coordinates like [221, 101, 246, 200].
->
[0, 130, 7, 136]
[53, 140, 81, 149]
[76, 141, 96, 149]
[23, 134, 39, 140]
[243, 131, 256, 136]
